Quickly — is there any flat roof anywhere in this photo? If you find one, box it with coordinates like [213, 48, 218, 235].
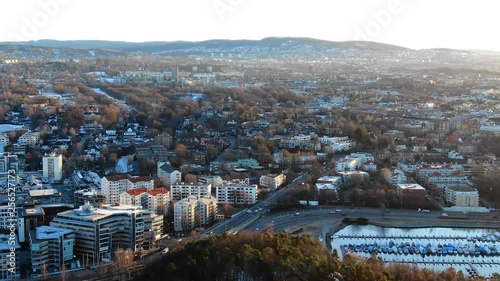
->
[448, 186, 477, 192]
[56, 204, 148, 221]
[397, 184, 425, 190]
[35, 225, 74, 240]
[0, 234, 19, 251]
[29, 189, 58, 197]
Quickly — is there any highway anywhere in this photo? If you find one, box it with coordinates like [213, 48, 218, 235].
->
[244, 207, 500, 235]
[203, 174, 307, 235]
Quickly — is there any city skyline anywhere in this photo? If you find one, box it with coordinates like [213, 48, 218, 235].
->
[1, 0, 500, 51]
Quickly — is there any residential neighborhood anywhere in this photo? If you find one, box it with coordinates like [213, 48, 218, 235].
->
[0, 38, 500, 280]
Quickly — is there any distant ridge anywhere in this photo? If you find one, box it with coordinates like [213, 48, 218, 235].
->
[0, 37, 411, 53]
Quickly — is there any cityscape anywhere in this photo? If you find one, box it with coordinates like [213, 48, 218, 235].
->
[1, 1, 500, 281]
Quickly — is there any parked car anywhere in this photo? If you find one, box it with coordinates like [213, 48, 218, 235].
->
[161, 247, 169, 255]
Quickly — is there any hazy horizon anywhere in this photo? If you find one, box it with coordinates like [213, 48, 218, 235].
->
[2, 0, 500, 52]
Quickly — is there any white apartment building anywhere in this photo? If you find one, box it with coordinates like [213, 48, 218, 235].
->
[101, 174, 154, 204]
[350, 152, 374, 163]
[174, 195, 217, 232]
[50, 203, 161, 266]
[170, 182, 212, 201]
[0, 134, 10, 146]
[259, 174, 286, 189]
[42, 153, 63, 183]
[426, 175, 471, 187]
[216, 184, 257, 205]
[17, 132, 40, 146]
[417, 163, 463, 179]
[198, 175, 224, 187]
[392, 169, 407, 185]
[445, 186, 479, 207]
[30, 226, 75, 274]
[119, 187, 170, 215]
[335, 157, 360, 172]
[157, 161, 181, 186]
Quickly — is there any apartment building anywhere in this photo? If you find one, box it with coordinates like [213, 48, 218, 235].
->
[259, 174, 286, 189]
[157, 161, 181, 186]
[119, 187, 170, 215]
[216, 184, 257, 205]
[30, 226, 75, 274]
[50, 203, 159, 266]
[396, 183, 426, 199]
[101, 174, 154, 204]
[173, 195, 217, 232]
[391, 169, 407, 185]
[42, 153, 63, 183]
[445, 186, 479, 207]
[17, 132, 40, 146]
[170, 182, 212, 201]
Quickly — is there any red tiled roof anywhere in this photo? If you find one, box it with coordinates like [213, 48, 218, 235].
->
[126, 187, 148, 196]
[147, 187, 170, 196]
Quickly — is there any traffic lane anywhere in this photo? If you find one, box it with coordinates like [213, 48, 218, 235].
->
[245, 209, 500, 233]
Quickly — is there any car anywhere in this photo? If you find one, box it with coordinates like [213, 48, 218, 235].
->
[442, 213, 449, 217]
[295, 212, 300, 216]
[335, 209, 342, 213]
[177, 238, 182, 242]
[330, 211, 335, 214]
[161, 247, 169, 255]
[246, 210, 252, 214]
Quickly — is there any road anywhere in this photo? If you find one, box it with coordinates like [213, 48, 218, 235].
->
[244, 207, 500, 234]
[203, 174, 307, 236]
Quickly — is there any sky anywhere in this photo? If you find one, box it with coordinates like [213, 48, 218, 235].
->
[1, 0, 500, 51]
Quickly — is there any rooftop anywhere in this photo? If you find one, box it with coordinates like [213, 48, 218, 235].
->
[35, 225, 73, 240]
[397, 184, 425, 190]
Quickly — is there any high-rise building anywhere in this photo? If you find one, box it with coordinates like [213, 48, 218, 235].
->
[30, 226, 75, 274]
[42, 153, 63, 183]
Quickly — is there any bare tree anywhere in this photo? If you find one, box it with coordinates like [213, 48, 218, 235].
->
[113, 247, 134, 280]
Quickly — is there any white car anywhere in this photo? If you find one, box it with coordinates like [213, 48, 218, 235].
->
[161, 247, 169, 255]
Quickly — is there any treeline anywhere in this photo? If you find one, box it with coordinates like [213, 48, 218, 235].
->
[135, 231, 492, 281]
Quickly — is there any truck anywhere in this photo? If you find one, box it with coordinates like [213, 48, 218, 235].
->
[418, 208, 430, 213]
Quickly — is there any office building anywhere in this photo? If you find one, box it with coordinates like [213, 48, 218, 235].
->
[30, 226, 75, 274]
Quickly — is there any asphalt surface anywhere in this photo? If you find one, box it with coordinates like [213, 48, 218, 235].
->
[203, 174, 307, 236]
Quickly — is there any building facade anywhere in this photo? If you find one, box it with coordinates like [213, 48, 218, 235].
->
[101, 174, 154, 204]
[42, 153, 63, 183]
[445, 186, 479, 207]
[30, 226, 75, 274]
[259, 174, 286, 189]
[173, 195, 217, 232]
[170, 183, 212, 201]
[50, 203, 158, 266]
[216, 184, 257, 205]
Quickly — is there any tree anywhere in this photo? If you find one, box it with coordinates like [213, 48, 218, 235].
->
[222, 202, 230, 218]
[41, 262, 49, 280]
[353, 127, 369, 143]
[194, 212, 202, 230]
[113, 247, 134, 280]
[380, 168, 392, 184]
[184, 173, 197, 184]
[60, 264, 70, 281]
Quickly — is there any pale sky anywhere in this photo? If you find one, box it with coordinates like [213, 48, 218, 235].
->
[1, 0, 499, 51]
